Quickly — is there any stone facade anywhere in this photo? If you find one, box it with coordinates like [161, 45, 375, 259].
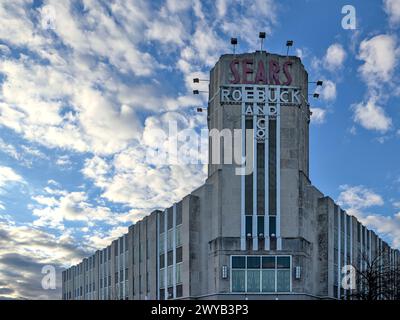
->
[62, 52, 400, 300]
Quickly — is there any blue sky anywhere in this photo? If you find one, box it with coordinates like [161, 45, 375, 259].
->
[0, 0, 400, 299]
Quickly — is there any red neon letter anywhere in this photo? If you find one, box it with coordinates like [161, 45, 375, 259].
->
[242, 59, 254, 84]
[254, 60, 267, 84]
[283, 61, 293, 85]
[269, 60, 280, 85]
[230, 59, 240, 84]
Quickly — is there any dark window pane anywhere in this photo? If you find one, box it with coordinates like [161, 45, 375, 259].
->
[160, 211, 165, 234]
[245, 119, 253, 215]
[159, 289, 165, 300]
[269, 216, 276, 236]
[167, 207, 173, 230]
[176, 246, 183, 263]
[277, 256, 290, 269]
[176, 284, 183, 298]
[269, 119, 276, 215]
[262, 256, 275, 269]
[160, 254, 165, 269]
[257, 216, 264, 235]
[167, 287, 173, 299]
[176, 202, 182, 225]
[245, 216, 252, 236]
[247, 256, 261, 269]
[167, 250, 173, 266]
[257, 142, 265, 214]
[232, 256, 246, 269]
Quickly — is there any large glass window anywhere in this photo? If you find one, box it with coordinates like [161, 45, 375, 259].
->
[247, 270, 260, 292]
[262, 270, 275, 292]
[232, 270, 245, 292]
[231, 255, 291, 293]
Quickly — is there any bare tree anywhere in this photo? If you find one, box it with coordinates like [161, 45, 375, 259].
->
[349, 248, 399, 300]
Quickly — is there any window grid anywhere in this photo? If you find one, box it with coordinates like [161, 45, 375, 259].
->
[230, 255, 291, 293]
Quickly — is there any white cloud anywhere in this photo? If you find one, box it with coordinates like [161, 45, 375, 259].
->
[0, 218, 89, 299]
[357, 34, 398, 86]
[31, 190, 117, 229]
[338, 185, 384, 210]
[317, 80, 337, 101]
[337, 185, 400, 249]
[0, 166, 24, 188]
[324, 43, 346, 71]
[352, 96, 392, 133]
[310, 108, 327, 124]
[384, 0, 400, 26]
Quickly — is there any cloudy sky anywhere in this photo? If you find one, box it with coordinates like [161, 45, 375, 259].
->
[0, 0, 400, 299]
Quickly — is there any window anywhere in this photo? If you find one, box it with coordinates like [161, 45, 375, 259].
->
[120, 237, 124, 254]
[176, 263, 182, 284]
[257, 216, 264, 235]
[269, 216, 276, 236]
[167, 208, 173, 230]
[176, 202, 182, 226]
[276, 257, 290, 292]
[232, 256, 246, 269]
[160, 254, 165, 269]
[167, 287, 173, 299]
[245, 216, 252, 236]
[167, 250, 173, 266]
[231, 255, 291, 293]
[176, 284, 183, 298]
[176, 225, 182, 247]
[167, 230, 173, 250]
[167, 266, 173, 287]
[176, 247, 183, 263]
[232, 270, 245, 292]
[160, 211, 165, 234]
[159, 233, 165, 254]
[160, 269, 165, 288]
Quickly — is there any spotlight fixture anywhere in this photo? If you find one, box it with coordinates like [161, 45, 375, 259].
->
[196, 107, 203, 113]
[231, 37, 238, 54]
[313, 93, 320, 98]
[309, 80, 323, 86]
[193, 78, 209, 83]
[193, 90, 207, 95]
[286, 40, 293, 55]
[259, 32, 266, 51]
